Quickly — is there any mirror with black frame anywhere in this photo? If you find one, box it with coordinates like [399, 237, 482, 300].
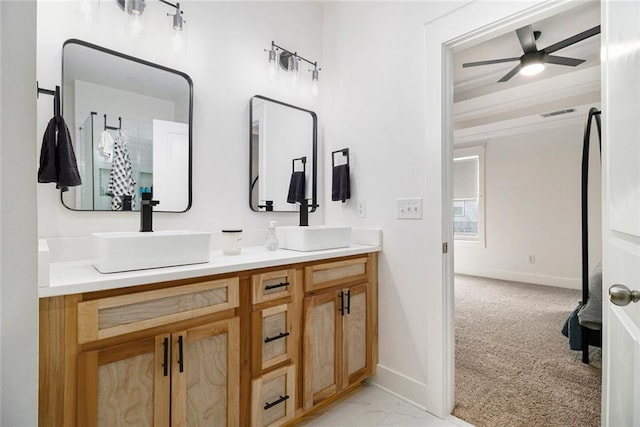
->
[250, 95, 317, 213]
[61, 39, 192, 212]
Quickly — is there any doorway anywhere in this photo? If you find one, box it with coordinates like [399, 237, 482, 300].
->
[441, 1, 602, 424]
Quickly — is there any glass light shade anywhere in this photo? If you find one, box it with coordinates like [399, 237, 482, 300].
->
[311, 67, 319, 96]
[520, 62, 545, 76]
[80, 0, 100, 23]
[172, 27, 187, 52]
[267, 48, 278, 80]
[268, 62, 278, 80]
[124, 0, 147, 38]
[288, 56, 299, 88]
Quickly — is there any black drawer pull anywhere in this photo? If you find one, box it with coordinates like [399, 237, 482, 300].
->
[264, 394, 290, 410]
[264, 281, 289, 291]
[264, 331, 290, 344]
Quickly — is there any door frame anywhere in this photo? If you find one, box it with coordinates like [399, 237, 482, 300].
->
[438, 0, 596, 416]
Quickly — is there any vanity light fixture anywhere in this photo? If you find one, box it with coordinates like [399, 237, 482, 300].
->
[265, 41, 321, 95]
[117, 0, 186, 45]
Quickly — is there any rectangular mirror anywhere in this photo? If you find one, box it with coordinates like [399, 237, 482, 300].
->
[61, 39, 192, 212]
[250, 95, 317, 212]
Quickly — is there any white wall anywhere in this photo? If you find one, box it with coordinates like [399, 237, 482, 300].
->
[0, 1, 38, 425]
[321, 0, 564, 417]
[455, 122, 602, 289]
[37, 1, 324, 238]
[321, 0, 471, 412]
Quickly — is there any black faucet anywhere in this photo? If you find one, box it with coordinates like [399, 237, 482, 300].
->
[140, 192, 160, 232]
[299, 199, 309, 226]
[299, 199, 319, 226]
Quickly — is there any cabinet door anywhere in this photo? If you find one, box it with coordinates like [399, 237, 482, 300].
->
[342, 283, 370, 389]
[77, 334, 170, 427]
[302, 291, 342, 410]
[171, 317, 240, 427]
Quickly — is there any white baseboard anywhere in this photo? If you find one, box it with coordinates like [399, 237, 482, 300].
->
[369, 364, 429, 412]
[455, 267, 581, 290]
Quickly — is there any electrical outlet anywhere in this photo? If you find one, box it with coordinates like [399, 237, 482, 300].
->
[357, 200, 367, 218]
[528, 254, 536, 264]
[397, 197, 423, 220]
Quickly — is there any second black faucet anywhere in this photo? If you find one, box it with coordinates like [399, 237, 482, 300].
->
[140, 192, 160, 232]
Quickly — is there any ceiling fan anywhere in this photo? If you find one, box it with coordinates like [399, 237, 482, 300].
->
[462, 25, 601, 82]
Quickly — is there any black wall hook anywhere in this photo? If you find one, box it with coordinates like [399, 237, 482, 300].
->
[331, 148, 349, 169]
[104, 114, 122, 131]
[37, 82, 61, 117]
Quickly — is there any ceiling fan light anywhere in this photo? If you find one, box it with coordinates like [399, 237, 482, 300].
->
[520, 62, 545, 76]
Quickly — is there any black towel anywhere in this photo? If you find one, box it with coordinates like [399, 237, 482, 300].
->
[38, 116, 82, 192]
[332, 164, 350, 202]
[287, 171, 306, 204]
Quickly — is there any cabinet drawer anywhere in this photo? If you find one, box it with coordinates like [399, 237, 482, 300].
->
[305, 257, 368, 292]
[252, 269, 295, 304]
[252, 303, 295, 373]
[77, 277, 239, 343]
[251, 365, 296, 427]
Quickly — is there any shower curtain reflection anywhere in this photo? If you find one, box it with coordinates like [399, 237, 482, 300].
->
[77, 112, 153, 211]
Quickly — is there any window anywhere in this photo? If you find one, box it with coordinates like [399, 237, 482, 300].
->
[454, 146, 485, 245]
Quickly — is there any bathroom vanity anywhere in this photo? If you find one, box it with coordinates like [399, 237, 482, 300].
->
[38, 243, 380, 426]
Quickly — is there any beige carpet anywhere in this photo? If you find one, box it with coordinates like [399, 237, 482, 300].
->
[453, 275, 601, 427]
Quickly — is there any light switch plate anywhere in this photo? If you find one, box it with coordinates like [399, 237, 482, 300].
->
[397, 197, 423, 220]
[357, 200, 367, 218]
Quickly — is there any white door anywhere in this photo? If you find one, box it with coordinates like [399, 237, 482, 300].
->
[152, 119, 189, 211]
[601, 1, 640, 425]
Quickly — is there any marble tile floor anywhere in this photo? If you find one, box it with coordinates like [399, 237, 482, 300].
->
[296, 382, 473, 427]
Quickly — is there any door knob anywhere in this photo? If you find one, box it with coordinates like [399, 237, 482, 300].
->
[609, 284, 640, 306]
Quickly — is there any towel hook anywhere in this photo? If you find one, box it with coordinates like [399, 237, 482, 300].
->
[331, 148, 349, 169]
[37, 82, 61, 117]
[104, 114, 122, 131]
[292, 156, 307, 174]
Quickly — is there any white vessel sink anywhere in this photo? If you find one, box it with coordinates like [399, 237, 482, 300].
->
[277, 225, 351, 252]
[93, 230, 211, 273]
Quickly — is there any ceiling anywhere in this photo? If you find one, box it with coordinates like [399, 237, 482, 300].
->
[453, 1, 601, 135]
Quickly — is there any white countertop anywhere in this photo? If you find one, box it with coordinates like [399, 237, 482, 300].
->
[39, 244, 381, 298]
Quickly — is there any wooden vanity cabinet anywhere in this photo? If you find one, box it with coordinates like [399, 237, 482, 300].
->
[39, 252, 378, 427]
[301, 255, 377, 412]
[76, 318, 239, 426]
[39, 276, 241, 427]
[302, 281, 373, 410]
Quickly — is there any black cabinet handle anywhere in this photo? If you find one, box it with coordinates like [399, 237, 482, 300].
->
[339, 291, 345, 316]
[264, 394, 290, 410]
[264, 331, 290, 344]
[162, 337, 169, 377]
[177, 335, 184, 373]
[264, 281, 289, 291]
[346, 290, 351, 314]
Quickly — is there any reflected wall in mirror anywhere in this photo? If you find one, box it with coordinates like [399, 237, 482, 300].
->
[61, 39, 192, 212]
[250, 95, 317, 212]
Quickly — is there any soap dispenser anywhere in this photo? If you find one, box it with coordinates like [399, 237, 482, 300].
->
[265, 221, 279, 251]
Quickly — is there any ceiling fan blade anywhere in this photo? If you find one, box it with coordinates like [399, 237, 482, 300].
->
[545, 55, 586, 66]
[462, 57, 520, 67]
[543, 25, 601, 54]
[498, 64, 522, 82]
[516, 25, 538, 54]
